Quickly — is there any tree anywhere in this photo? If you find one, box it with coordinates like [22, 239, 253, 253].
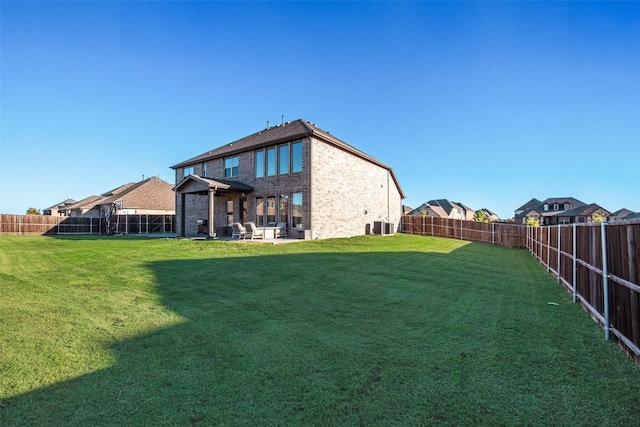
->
[525, 216, 540, 227]
[26, 207, 41, 215]
[590, 212, 605, 223]
[473, 210, 489, 223]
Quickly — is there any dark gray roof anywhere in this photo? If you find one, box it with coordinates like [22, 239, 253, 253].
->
[172, 119, 405, 198]
[515, 198, 541, 212]
[174, 175, 254, 193]
[557, 203, 609, 217]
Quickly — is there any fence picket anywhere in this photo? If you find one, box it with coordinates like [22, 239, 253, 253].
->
[526, 221, 640, 367]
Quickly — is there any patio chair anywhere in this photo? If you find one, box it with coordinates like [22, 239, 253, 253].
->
[275, 222, 287, 238]
[244, 222, 265, 240]
[231, 222, 246, 240]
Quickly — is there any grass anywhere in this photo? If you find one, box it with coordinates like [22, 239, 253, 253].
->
[1, 234, 639, 426]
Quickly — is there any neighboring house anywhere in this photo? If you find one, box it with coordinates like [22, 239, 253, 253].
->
[553, 203, 611, 224]
[454, 202, 475, 221]
[407, 199, 469, 220]
[64, 195, 103, 217]
[61, 177, 175, 218]
[514, 197, 611, 225]
[611, 208, 635, 221]
[514, 197, 587, 225]
[171, 119, 405, 239]
[477, 208, 499, 222]
[96, 177, 175, 217]
[43, 199, 76, 216]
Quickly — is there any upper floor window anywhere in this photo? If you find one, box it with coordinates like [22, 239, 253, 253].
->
[256, 150, 264, 178]
[202, 162, 207, 178]
[292, 141, 302, 172]
[255, 141, 303, 178]
[279, 144, 289, 175]
[224, 156, 239, 178]
[267, 147, 277, 176]
[564, 203, 569, 210]
[183, 166, 194, 178]
[554, 204, 559, 211]
[543, 204, 549, 211]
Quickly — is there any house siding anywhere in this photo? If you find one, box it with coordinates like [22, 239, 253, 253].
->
[175, 139, 313, 235]
[173, 120, 403, 238]
[310, 138, 402, 239]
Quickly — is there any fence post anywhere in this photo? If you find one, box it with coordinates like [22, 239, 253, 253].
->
[572, 223, 577, 303]
[492, 222, 495, 245]
[601, 222, 611, 340]
[547, 226, 551, 271]
[557, 225, 561, 283]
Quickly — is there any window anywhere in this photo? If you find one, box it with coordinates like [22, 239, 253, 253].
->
[543, 204, 549, 211]
[564, 203, 569, 210]
[267, 196, 276, 224]
[278, 194, 289, 224]
[224, 156, 239, 178]
[279, 144, 289, 175]
[202, 162, 207, 178]
[292, 142, 302, 172]
[256, 141, 301, 178]
[292, 192, 302, 228]
[256, 197, 264, 226]
[255, 150, 264, 178]
[226, 200, 234, 226]
[267, 147, 276, 176]
[183, 166, 194, 178]
[554, 204, 559, 211]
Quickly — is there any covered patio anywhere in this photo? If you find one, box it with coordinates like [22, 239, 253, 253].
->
[174, 175, 254, 238]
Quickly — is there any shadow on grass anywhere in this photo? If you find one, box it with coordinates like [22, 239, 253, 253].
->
[3, 244, 640, 426]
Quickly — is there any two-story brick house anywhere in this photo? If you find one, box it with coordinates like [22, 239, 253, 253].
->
[171, 119, 405, 239]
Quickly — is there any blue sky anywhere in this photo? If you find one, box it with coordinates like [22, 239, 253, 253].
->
[2, 1, 639, 219]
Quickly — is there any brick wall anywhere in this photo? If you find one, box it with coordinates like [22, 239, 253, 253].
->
[310, 138, 402, 239]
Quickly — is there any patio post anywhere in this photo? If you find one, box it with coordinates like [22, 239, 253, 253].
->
[208, 188, 215, 238]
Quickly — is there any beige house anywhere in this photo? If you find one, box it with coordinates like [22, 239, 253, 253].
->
[408, 199, 472, 220]
[43, 199, 77, 216]
[62, 177, 175, 218]
[171, 119, 405, 239]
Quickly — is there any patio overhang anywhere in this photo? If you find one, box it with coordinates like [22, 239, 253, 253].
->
[174, 175, 253, 238]
[174, 175, 254, 195]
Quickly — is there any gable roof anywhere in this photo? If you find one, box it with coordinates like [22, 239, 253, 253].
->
[407, 202, 448, 218]
[515, 198, 541, 212]
[64, 195, 102, 212]
[171, 119, 405, 198]
[98, 177, 175, 211]
[557, 203, 610, 218]
[44, 198, 77, 211]
[514, 197, 587, 217]
[427, 199, 462, 216]
[611, 208, 635, 219]
[541, 197, 586, 208]
[174, 175, 254, 194]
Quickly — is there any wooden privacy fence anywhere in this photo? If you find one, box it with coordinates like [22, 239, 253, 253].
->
[528, 222, 640, 366]
[0, 214, 175, 235]
[401, 215, 527, 248]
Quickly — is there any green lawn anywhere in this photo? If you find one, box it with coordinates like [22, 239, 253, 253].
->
[1, 234, 639, 426]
